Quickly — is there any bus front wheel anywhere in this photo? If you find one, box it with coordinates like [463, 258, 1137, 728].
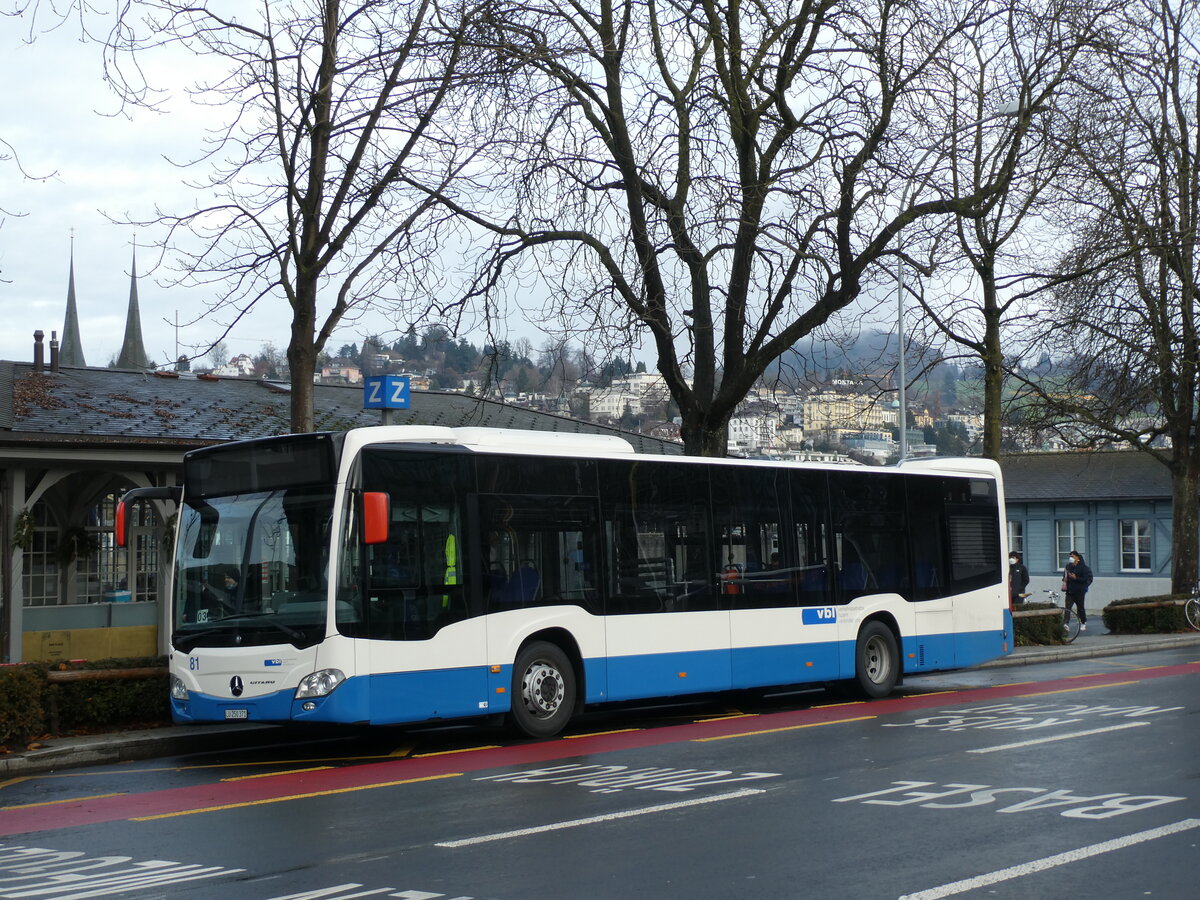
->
[854, 621, 899, 698]
[509, 641, 576, 738]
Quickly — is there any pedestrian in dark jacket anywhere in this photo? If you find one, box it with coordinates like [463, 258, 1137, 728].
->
[1063, 550, 1093, 631]
[1009, 552, 1030, 604]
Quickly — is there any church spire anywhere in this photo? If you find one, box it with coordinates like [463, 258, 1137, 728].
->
[115, 244, 152, 370]
[60, 233, 87, 367]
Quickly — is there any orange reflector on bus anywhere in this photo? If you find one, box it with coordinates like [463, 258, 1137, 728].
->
[496, 687, 506, 694]
[678, 672, 687, 678]
[805, 661, 813, 667]
[490, 665, 502, 674]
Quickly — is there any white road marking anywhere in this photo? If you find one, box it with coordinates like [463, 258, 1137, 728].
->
[898, 818, 1200, 900]
[434, 788, 766, 848]
[966, 720, 1149, 753]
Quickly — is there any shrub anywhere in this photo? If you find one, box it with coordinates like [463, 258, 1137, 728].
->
[0, 665, 45, 745]
[1013, 602, 1071, 646]
[1103, 595, 1192, 634]
[0, 657, 170, 745]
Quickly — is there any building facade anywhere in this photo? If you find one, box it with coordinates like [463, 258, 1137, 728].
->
[1000, 452, 1176, 605]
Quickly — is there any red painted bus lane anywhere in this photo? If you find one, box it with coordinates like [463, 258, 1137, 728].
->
[1, 662, 1194, 837]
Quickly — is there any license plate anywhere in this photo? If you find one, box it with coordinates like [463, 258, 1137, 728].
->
[224, 709, 249, 720]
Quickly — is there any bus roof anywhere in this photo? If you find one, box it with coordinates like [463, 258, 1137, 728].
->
[340, 425, 1001, 481]
[345, 425, 637, 458]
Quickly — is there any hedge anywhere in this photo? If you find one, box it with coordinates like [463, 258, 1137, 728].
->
[1103, 594, 1194, 634]
[1013, 602, 1073, 646]
[0, 656, 169, 747]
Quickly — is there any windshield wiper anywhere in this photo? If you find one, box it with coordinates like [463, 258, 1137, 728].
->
[173, 615, 310, 649]
[227, 612, 307, 643]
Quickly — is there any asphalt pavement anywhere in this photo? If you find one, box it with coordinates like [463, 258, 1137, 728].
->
[4, 627, 1199, 777]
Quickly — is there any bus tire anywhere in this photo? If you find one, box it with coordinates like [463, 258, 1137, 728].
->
[509, 641, 576, 738]
[854, 621, 899, 699]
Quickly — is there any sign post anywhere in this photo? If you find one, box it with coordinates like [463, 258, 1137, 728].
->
[363, 375, 411, 425]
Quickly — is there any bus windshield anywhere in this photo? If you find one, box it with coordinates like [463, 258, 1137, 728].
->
[172, 487, 335, 652]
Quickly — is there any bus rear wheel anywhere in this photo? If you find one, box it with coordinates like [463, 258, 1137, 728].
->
[509, 641, 576, 738]
[854, 621, 899, 699]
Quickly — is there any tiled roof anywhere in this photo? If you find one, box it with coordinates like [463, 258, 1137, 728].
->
[0, 363, 682, 455]
[999, 451, 1172, 502]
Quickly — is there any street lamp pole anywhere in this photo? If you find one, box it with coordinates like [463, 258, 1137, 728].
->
[897, 253, 907, 460]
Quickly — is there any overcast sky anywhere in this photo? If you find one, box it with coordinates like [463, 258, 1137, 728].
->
[0, 11, 531, 370]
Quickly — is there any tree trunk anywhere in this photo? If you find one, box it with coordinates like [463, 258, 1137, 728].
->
[1170, 456, 1200, 594]
[288, 281, 319, 434]
[679, 411, 730, 457]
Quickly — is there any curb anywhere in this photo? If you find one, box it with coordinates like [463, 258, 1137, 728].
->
[0, 724, 278, 777]
[981, 632, 1200, 668]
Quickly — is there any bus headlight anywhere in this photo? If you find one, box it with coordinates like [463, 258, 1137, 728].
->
[170, 676, 189, 701]
[295, 668, 346, 699]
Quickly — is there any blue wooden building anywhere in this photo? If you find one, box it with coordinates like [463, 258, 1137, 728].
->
[1000, 452, 1175, 606]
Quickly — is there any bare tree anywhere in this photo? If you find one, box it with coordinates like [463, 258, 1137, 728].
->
[108, 0, 479, 431]
[1030, 0, 1200, 592]
[425, 0, 1045, 455]
[910, 0, 1110, 460]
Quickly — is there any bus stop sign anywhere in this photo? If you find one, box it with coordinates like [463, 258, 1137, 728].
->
[363, 375, 411, 409]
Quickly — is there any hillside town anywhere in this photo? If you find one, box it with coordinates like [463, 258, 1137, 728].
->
[301, 340, 999, 463]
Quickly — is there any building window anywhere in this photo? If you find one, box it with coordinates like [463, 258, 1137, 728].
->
[75, 492, 161, 604]
[1120, 519, 1151, 572]
[1007, 520, 1023, 557]
[22, 502, 59, 607]
[1055, 519, 1085, 569]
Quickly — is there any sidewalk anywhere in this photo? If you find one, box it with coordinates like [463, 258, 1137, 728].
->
[4, 630, 1199, 777]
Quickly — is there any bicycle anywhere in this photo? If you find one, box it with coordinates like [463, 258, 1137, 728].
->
[1041, 588, 1081, 643]
[1185, 584, 1200, 632]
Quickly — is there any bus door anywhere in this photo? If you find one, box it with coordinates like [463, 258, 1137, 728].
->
[601, 460, 728, 702]
[716, 466, 813, 689]
[906, 476, 957, 670]
[352, 449, 488, 724]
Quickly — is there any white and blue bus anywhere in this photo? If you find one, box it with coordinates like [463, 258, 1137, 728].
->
[120, 426, 1012, 738]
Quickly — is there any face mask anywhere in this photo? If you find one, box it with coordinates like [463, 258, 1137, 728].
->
[1009, 558, 1016, 565]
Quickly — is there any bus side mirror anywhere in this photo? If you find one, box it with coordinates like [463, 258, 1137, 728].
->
[115, 486, 182, 549]
[116, 501, 129, 548]
[362, 492, 390, 545]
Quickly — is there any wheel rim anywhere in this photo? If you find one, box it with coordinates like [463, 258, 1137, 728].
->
[862, 634, 891, 684]
[520, 661, 565, 719]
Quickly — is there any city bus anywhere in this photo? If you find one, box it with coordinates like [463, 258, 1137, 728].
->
[118, 426, 1012, 738]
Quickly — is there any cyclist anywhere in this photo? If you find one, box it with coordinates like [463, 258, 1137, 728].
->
[1063, 550, 1093, 632]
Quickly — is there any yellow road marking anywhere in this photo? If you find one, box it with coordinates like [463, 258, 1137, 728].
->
[221, 766, 333, 782]
[131, 773, 463, 821]
[563, 729, 642, 739]
[30, 754, 414, 778]
[694, 714, 876, 742]
[910, 690, 958, 697]
[0, 777, 29, 791]
[1017, 681, 1138, 698]
[2, 792, 126, 811]
[412, 746, 501, 758]
[389, 744, 415, 757]
[695, 713, 756, 723]
[812, 700, 866, 709]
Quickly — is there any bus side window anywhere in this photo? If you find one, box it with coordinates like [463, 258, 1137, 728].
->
[601, 459, 713, 615]
[791, 471, 831, 606]
[829, 471, 909, 603]
[481, 495, 600, 614]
